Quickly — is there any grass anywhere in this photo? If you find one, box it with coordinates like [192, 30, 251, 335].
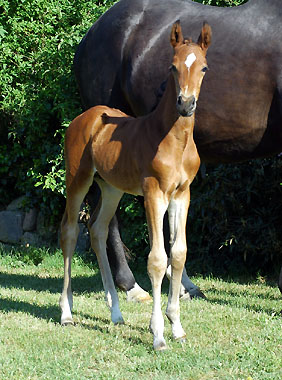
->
[0, 246, 282, 380]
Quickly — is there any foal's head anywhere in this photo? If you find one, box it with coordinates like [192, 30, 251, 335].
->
[170, 21, 212, 117]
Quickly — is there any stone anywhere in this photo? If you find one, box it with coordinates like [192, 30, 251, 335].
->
[23, 208, 38, 231]
[21, 231, 43, 247]
[6, 196, 27, 211]
[36, 210, 57, 242]
[0, 210, 24, 244]
[76, 223, 90, 252]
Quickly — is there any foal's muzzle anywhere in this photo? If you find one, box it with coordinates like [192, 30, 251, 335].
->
[177, 95, 196, 117]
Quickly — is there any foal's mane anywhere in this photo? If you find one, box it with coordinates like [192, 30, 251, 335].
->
[101, 113, 134, 125]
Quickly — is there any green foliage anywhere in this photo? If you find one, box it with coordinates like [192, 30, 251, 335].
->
[119, 195, 149, 258]
[2, 0, 281, 275]
[0, 243, 88, 268]
[0, 243, 47, 266]
[188, 158, 282, 275]
[0, 0, 117, 214]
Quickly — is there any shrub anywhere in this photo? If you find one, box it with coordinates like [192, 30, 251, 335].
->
[0, 0, 117, 217]
[2, 0, 281, 275]
[188, 158, 282, 276]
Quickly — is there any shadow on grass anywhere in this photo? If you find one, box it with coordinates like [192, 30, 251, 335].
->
[1, 263, 281, 333]
[0, 294, 151, 348]
[202, 282, 281, 301]
[206, 296, 282, 316]
[200, 284, 282, 316]
[0, 271, 104, 323]
[78, 315, 148, 346]
[0, 295, 61, 322]
[0, 271, 104, 294]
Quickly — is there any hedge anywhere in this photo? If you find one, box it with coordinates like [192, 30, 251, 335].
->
[0, 0, 117, 217]
[2, 0, 281, 275]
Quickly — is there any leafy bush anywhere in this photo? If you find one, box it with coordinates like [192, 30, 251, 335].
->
[187, 158, 282, 276]
[2, 0, 281, 275]
[0, 243, 46, 266]
[119, 195, 150, 259]
[0, 0, 117, 217]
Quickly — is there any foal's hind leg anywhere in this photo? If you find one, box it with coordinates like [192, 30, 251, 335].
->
[89, 179, 124, 324]
[166, 188, 190, 341]
[60, 173, 94, 325]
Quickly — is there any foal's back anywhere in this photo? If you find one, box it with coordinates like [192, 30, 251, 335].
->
[66, 105, 154, 195]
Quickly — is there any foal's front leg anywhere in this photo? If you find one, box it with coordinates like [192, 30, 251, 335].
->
[166, 188, 190, 341]
[144, 185, 169, 350]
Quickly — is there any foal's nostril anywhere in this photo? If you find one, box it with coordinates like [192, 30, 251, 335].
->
[178, 96, 182, 105]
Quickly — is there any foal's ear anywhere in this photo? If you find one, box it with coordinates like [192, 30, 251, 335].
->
[170, 20, 184, 48]
[197, 22, 212, 53]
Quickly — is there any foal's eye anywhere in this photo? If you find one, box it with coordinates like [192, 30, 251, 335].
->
[202, 66, 208, 73]
[170, 64, 177, 72]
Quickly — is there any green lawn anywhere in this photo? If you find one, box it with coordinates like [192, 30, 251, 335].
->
[0, 247, 281, 380]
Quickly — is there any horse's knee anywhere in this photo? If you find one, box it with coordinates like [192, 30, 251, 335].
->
[89, 221, 108, 251]
[147, 249, 168, 278]
[60, 219, 79, 251]
[170, 246, 187, 271]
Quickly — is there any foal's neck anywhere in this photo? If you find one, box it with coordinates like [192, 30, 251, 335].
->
[151, 72, 194, 141]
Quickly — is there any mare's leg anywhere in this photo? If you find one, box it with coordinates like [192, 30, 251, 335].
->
[89, 179, 124, 324]
[60, 172, 94, 325]
[87, 182, 150, 302]
[107, 215, 151, 302]
[279, 266, 282, 295]
[181, 267, 206, 299]
[279, 266, 282, 314]
[144, 183, 168, 350]
[165, 188, 190, 341]
[166, 264, 206, 299]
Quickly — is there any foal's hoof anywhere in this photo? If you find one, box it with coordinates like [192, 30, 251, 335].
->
[174, 334, 186, 344]
[179, 292, 191, 301]
[61, 317, 75, 326]
[153, 338, 168, 351]
[127, 283, 152, 303]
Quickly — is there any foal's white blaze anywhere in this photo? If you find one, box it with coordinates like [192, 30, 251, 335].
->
[185, 52, 196, 69]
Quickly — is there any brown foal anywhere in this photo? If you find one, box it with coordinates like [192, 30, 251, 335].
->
[60, 21, 211, 350]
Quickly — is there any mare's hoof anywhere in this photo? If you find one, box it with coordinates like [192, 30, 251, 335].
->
[190, 288, 206, 299]
[113, 317, 125, 325]
[180, 287, 206, 300]
[127, 283, 152, 303]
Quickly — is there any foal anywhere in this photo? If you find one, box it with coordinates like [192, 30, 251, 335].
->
[60, 21, 211, 350]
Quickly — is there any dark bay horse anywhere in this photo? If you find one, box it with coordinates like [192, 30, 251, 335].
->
[74, 0, 282, 299]
[61, 21, 211, 350]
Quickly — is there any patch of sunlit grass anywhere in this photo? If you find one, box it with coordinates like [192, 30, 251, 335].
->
[0, 248, 281, 380]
